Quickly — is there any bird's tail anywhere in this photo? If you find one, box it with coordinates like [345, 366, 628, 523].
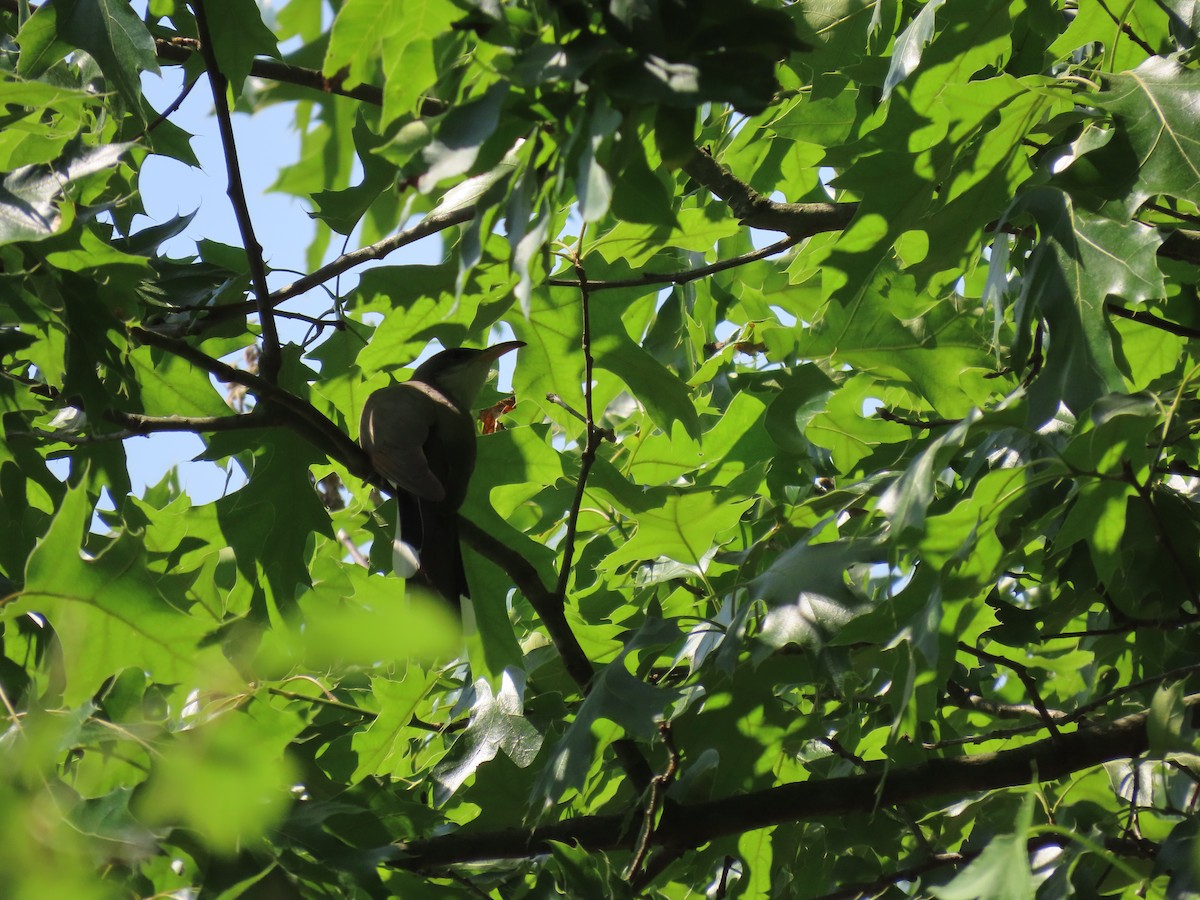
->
[417, 497, 469, 615]
[392, 492, 422, 578]
[393, 492, 468, 620]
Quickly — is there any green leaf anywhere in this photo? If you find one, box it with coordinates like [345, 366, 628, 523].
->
[881, 0, 946, 101]
[1148, 680, 1192, 755]
[136, 702, 303, 855]
[1019, 188, 1164, 417]
[930, 794, 1034, 898]
[601, 488, 753, 574]
[419, 83, 511, 191]
[0, 141, 131, 245]
[1093, 57, 1200, 216]
[18, 0, 158, 112]
[10, 484, 234, 705]
[432, 668, 543, 802]
[206, 0, 279, 96]
[351, 669, 440, 782]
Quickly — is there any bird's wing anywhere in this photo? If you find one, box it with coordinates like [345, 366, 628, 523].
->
[359, 383, 453, 501]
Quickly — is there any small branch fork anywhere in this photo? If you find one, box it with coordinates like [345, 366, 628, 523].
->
[540, 241, 657, 792]
[189, 0, 281, 382]
[625, 723, 681, 883]
[553, 243, 608, 605]
[957, 642, 1064, 740]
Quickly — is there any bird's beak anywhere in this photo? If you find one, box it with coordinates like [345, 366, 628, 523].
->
[480, 340, 525, 362]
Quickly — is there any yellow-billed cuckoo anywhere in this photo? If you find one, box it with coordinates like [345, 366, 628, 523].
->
[359, 341, 524, 612]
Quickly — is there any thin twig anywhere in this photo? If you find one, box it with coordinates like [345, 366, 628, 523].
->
[546, 234, 804, 292]
[191, 203, 477, 333]
[877, 408, 960, 429]
[1107, 302, 1200, 340]
[150, 34, 448, 114]
[336, 529, 370, 568]
[545, 393, 615, 441]
[626, 724, 682, 882]
[553, 238, 606, 605]
[945, 680, 1068, 722]
[190, 0, 281, 382]
[267, 686, 468, 733]
[957, 642, 1063, 739]
[1145, 202, 1200, 230]
[138, 73, 200, 138]
[1094, 0, 1159, 57]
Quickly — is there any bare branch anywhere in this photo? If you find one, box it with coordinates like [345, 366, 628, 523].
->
[192, 203, 477, 333]
[190, 0, 281, 382]
[877, 408, 961, 429]
[151, 35, 448, 115]
[129, 326, 371, 477]
[554, 245, 606, 605]
[945, 680, 1068, 722]
[625, 723, 682, 883]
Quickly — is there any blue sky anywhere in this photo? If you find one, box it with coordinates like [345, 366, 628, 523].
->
[126, 56, 440, 504]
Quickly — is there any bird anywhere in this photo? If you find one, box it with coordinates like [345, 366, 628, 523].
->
[359, 341, 525, 614]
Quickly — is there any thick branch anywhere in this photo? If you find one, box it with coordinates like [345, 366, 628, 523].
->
[129, 326, 371, 477]
[683, 147, 856, 236]
[457, 520, 594, 691]
[393, 696, 1187, 868]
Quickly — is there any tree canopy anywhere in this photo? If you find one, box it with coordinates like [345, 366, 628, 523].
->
[4, 0, 1200, 896]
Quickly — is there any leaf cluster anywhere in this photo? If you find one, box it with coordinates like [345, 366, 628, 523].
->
[3, 0, 1200, 897]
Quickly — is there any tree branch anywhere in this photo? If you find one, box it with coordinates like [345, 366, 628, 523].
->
[391, 695, 1193, 868]
[877, 408, 961, 429]
[554, 246, 605, 605]
[957, 642, 1064, 739]
[683, 147, 856, 236]
[945, 680, 1067, 722]
[125, 327, 655, 793]
[682, 147, 1200, 272]
[190, 0, 281, 382]
[189, 202, 477, 333]
[1107, 302, 1200, 340]
[547, 234, 804, 292]
[128, 326, 371, 477]
[151, 35, 449, 115]
[457, 520, 595, 691]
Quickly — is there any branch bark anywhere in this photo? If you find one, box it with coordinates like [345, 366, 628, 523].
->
[190, 201, 478, 333]
[190, 1, 281, 382]
[392, 695, 1190, 869]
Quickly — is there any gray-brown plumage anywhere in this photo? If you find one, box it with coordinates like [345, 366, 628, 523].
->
[359, 341, 524, 612]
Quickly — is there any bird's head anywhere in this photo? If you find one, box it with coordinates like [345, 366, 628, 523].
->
[412, 340, 525, 408]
